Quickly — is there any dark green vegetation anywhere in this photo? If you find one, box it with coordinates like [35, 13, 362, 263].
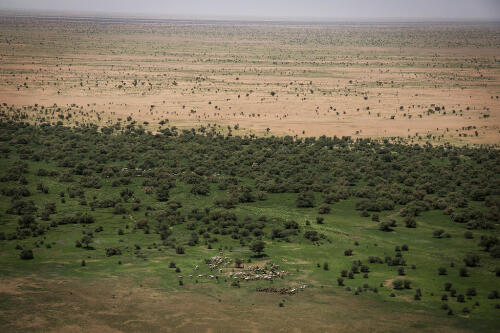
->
[0, 118, 499, 330]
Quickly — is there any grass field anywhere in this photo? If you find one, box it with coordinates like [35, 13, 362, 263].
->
[0, 118, 499, 332]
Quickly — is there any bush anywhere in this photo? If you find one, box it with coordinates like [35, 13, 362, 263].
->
[113, 203, 128, 215]
[463, 254, 480, 267]
[393, 279, 404, 290]
[438, 267, 447, 275]
[175, 245, 185, 254]
[156, 185, 170, 202]
[19, 249, 34, 260]
[433, 229, 445, 238]
[296, 191, 315, 208]
[491, 246, 500, 259]
[105, 248, 122, 257]
[190, 183, 210, 196]
[344, 249, 353, 256]
[487, 290, 499, 299]
[318, 204, 331, 214]
[466, 288, 477, 297]
[405, 217, 417, 228]
[379, 222, 393, 232]
[459, 267, 469, 277]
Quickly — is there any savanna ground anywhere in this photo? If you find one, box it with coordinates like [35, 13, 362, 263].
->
[0, 15, 499, 144]
[0, 14, 500, 333]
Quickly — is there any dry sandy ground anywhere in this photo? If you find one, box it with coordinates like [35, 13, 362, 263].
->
[0, 16, 499, 144]
[0, 276, 478, 333]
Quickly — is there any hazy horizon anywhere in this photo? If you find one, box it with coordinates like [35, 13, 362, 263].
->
[1, 0, 500, 21]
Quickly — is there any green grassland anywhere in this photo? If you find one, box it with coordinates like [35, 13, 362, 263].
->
[0, 117, 499, 332]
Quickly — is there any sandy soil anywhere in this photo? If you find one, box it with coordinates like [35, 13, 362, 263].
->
[0, 276, 474, 333]
[0, 16, 498, 145]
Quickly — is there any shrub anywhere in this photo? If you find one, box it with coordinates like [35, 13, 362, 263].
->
[176, 245, 185, 254]
[464, 231, 474, 239]
[156, 185, 170, 202]
[105, 248, 122, 257]
[491, 246, 500, 259]
[379, 222, 393, 232]
[463, 254, 480, 267]
[318, 204, 331, 214]
[337, 277, 344, 286]
[190, 183, 210, 196]
[296, 191, 315, 208]
[438, 267, 447, 275]
[459, 267, 469, 277]
[393, 279, 404, 290]
[433, 229, 445, 238]
[487, 290, 499, 299]
[113, 203, 128, 215]
[405, 217, 417, 228]
[466, 288, 477, 297]
[19, 249, 34, 260]
[344, 249, 353, 256]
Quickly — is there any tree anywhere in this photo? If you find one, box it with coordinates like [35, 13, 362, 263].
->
[156, 185, 170, 202]
[190, 183, 210, 196]
[234, 258, 243, 268]
[81, 235, 93, 249]
[296, 191, 315, 208]
[250, 240, 265, 256]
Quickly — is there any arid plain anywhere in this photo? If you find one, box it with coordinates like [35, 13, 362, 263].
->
[0, 16, 499, 144]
